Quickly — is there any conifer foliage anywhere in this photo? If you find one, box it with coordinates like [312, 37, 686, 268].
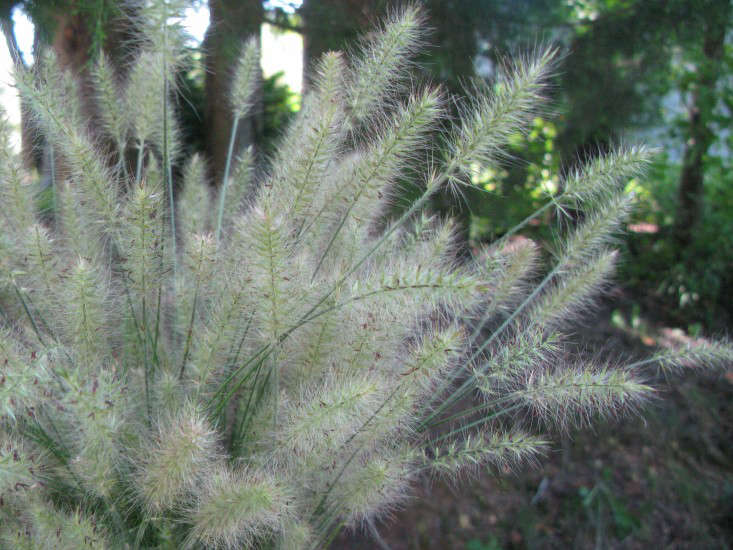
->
[0, 2, 731, 548]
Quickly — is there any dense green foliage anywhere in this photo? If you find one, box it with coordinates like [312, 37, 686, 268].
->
[461, 0, 733, 329]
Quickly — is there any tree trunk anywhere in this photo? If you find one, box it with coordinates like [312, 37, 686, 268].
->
[203, 0, 263, 187]
[673, 0, 730, 251]
[39, 2, 138, 188]
[300, 0, 378, 86]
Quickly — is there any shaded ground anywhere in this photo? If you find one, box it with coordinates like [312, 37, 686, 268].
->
[335, 291, 733, 549]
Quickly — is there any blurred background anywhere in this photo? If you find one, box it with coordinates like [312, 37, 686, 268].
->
[0, 0, 730, 547]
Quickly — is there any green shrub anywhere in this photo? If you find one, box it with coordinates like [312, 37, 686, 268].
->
[0, 2, 730, 548]
[624, 153, 733, 330]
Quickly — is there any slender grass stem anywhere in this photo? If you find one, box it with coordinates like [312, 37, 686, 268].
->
[319, 519, 346, 550]
[209, 343, 270, 412]
[431, 402, 525, 444]
[179, 285, 199, 379]
[152, 281, 163, 368]
[623, 357, 664, 370]
[230, 356, 264, 455]
[142, 293, 151, 423]
[495, 200, 552, 248]
[419, 265, 559, 429]
[49, 144, 56, 231]
[215, 116, 240, 244]
[162, 69, 177, 275]
[423, 395, 515, 429]
[135, 140, 145, 185]
[13, 282, 46, 347]
[179, 237, 207, 379]
[212, 349, 270, 418]
[118, 143, 130, 185]
[467, 200, 553, 345]
[231, 359, 271, 457]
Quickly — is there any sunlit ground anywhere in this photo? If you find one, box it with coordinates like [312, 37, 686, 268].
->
[0, 2, 303, 152]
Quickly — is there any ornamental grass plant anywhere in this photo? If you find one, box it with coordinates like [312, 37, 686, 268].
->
[0, 2, 731, 549]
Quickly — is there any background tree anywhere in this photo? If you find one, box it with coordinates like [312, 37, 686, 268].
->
[671, 0, 731, 250]
[299, 0, 376, 80]
[1, 0, 264, 188]
[203, 0, 262, 185]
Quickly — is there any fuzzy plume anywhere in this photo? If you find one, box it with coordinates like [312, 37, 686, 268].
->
[185, 466, 291, 550]
[230, 37, 261, 120]
[136, 403, 218, 512]
[515, 364, 652, 427]
[347, 4, 425, 125]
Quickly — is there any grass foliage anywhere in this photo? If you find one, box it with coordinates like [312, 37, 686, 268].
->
[0, 2, 731, 548]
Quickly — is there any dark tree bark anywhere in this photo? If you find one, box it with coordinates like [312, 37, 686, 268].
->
[300, 0, 378, 86]
[673, 0, 730, 251]
[50, 8, 91, 74]
[31, 2, 137, 187]
[203, 0, 263, 187]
